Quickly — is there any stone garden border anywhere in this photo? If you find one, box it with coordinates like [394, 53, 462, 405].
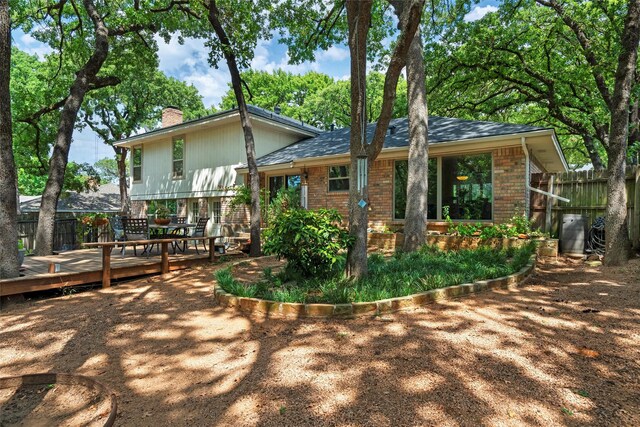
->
[214, 254, 537, 319]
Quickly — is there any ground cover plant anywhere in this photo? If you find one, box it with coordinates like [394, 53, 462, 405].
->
[215, 242, 536, 304]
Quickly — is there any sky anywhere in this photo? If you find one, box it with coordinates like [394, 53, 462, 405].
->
[13, 2, 498, 166]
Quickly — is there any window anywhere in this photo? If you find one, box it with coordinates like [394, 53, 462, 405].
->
[328, 165, 349, 192]
[191, 201, 199, 222]
[172, 136, 184, 179]
[442, 153, 492, 220]
[132, 146, 142, 182]
[394, 158, 438, 220]
[212, 200, 222, 224]
[268, 174, 301, 203]
[148, 199, 177, 217]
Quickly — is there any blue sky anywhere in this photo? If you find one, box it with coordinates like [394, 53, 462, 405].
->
[13, 2, 498, 166]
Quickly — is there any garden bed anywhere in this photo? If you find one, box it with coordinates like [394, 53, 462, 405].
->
[368, 232, 558, 256]
[215, 244, 537, 318]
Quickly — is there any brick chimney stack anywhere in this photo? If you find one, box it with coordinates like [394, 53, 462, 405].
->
[161, 106, 183, 128]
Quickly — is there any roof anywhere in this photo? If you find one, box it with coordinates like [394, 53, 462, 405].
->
[251, 116, 552, 168]
[20, 183, 121, 213]
[114, 105, 322, 146]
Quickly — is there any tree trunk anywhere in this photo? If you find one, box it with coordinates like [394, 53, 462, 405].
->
[345, 0, 373, 278]
[345, 0, 424, 277]
[207, 0, 262, 257]
[34, 0, 110, 255]
[0, 0, 20, 279]
[392, 0, 429, 252]
[115, 146, 130, 214]
[603, 0, 640, 266]
[583, 135, 604, 171]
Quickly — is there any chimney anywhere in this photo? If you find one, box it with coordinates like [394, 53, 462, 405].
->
[274, 105, 281, 115]
[161, 106, 183, 128]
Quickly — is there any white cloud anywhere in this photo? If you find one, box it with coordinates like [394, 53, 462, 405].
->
[317, 46, 349, 62]
[183, 69, 230, 108]
[464, 5, 498, 22]
[17, 32, 53, 59]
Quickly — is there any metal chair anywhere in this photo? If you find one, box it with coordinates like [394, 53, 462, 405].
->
[186, 217, 210, 254]
[110, 215, 126, 254]
[122, 217, 150, 256]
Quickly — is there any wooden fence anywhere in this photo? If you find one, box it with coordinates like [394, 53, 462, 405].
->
[18, 218, 113, 252]
[530, 165, 640, 248]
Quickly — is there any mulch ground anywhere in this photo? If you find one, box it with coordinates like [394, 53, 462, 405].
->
[1, 256, 638, 426]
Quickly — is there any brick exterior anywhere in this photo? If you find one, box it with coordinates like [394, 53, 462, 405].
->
[493, 147, 528, 222]
[296, 147, 530, 228]
[161, 107, 183, 128]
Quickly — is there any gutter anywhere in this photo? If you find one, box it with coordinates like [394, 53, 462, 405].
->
[521, 136, 570, 203]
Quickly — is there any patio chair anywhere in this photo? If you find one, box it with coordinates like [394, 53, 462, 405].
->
[110, 215, 126, 254]
[122, 217, 150, 256]
[186, 217, 210, 254]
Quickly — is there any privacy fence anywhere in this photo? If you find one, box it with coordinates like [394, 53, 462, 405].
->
[530, 165, 640, 248]
[17, 218, 113, 252]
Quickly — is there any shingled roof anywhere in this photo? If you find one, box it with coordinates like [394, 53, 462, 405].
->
[251, 116, 550, 167]
[20, 183, 121, 213]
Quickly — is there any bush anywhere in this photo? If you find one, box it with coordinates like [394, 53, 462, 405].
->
[263, 208, 352, 278]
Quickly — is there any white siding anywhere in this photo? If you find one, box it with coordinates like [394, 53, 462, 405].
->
[130, 119, 304, 200]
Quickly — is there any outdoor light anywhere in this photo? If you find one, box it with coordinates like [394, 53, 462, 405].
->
[456, 175, 469, 181]
[357, 154, 368, 195]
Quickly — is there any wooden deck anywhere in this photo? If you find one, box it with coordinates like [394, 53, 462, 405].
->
[0, 246, 227, 297]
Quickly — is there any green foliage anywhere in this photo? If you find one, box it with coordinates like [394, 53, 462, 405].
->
[154, 206, 171, 219]
[220, 70, 407, 129]
[263, 208, 351, 278]
[220, 244, 536, 304]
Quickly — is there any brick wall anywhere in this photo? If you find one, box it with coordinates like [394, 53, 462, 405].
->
[161, 107, 183, 128]
[267, 147, 530, 228]
[493, 147, 527, 222]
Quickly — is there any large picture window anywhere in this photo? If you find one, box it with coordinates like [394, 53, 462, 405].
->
[328, 165, 349, 192]
[268, 174, 300, 202]
[132, 146, 142, 182]
[394, 158, 438, 220]
[442, 153, 492, 220]
[172, 136, 184, 179]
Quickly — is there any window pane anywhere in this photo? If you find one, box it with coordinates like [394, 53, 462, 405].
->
[268, 176, 284, 202]
[212, 201, 222, 224]
[329, 165, 349, 178]
[394, 158, 437, 220]
[133, 166, 141, 182]
[173, 160, 183, 178]
[133, 147, 142, 166]
[173, 138, 184, 160]
[286, 175, 301, 189]
[442, 153, 492, 220]
[328, 165, 350, 191]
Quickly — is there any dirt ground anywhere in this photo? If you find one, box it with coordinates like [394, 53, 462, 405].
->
[1, 256, 638, 426]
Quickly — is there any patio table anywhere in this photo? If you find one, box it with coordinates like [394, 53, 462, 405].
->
[149, 223, 196, 253]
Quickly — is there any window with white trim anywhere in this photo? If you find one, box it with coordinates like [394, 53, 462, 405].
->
[328, 165, 349, 192]
[132, 146, 142, 182]
[212, 200, 222, 224]
[172, 136, 184, 179]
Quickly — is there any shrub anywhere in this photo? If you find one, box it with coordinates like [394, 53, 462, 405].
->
[263, 208, 352, 278]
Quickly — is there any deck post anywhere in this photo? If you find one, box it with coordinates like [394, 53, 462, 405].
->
[161, 242, 170, 275]
[209, 237, 216, 262]
[102, 245, 112, 288]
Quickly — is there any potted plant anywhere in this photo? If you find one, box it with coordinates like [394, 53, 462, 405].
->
[154, 206, 172, 225]
[17, 239, 25, 267]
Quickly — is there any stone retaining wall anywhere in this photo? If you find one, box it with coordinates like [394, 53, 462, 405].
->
[214, 255, 536, 319]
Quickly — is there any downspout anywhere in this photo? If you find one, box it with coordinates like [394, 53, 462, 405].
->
[521, 136, 570, 203]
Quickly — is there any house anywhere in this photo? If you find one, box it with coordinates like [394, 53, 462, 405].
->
[113, 106, 321, 235]
[237, 115, 568, 231]
[19, 182, 122, 218]
[116, 105, 567, 236]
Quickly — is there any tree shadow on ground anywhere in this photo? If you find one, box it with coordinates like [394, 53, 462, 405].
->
[0, 256, 638, 426]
